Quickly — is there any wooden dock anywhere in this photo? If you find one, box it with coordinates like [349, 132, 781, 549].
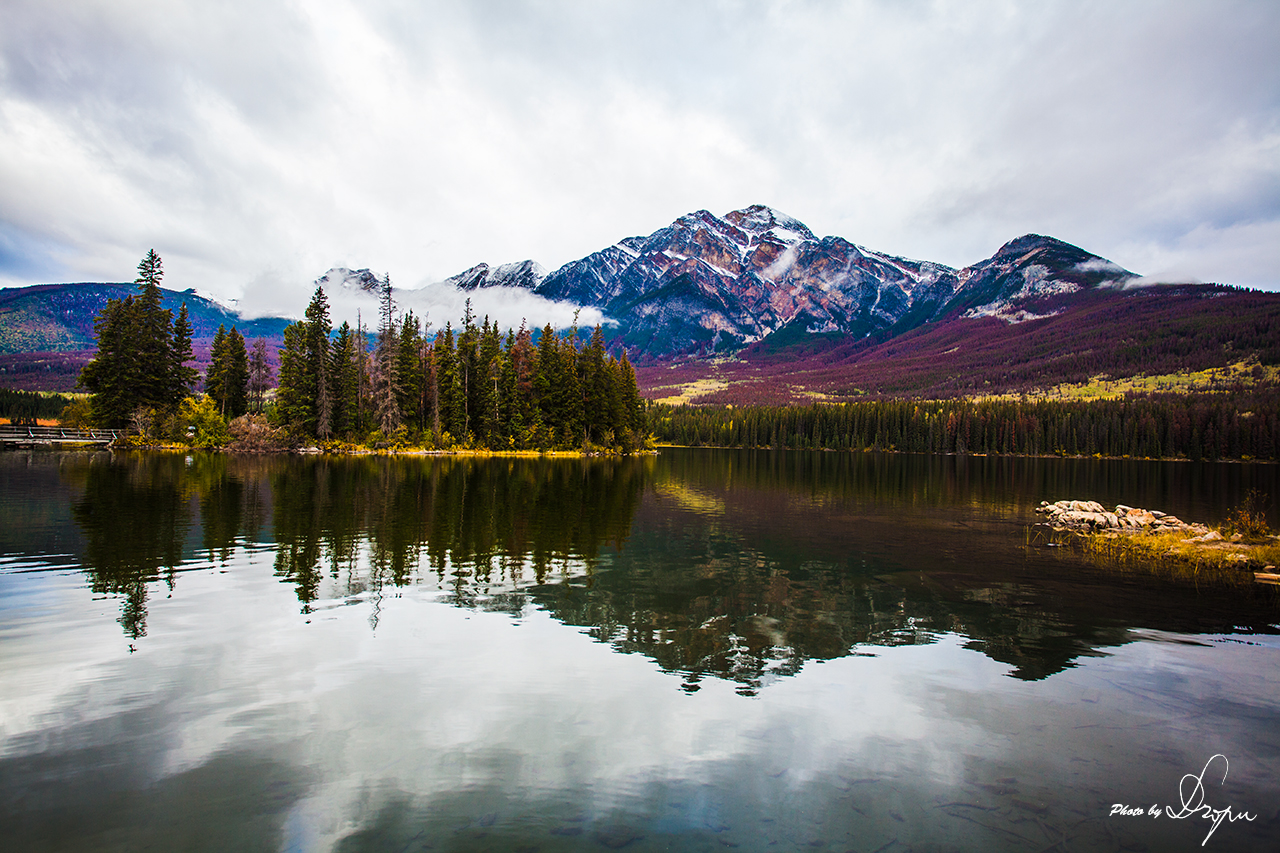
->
[0, 425, 121, 447]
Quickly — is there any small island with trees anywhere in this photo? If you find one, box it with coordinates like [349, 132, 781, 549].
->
[68, 251, 651, 455]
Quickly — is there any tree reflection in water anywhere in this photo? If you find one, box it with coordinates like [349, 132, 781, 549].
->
[51, 448, 1280, 690]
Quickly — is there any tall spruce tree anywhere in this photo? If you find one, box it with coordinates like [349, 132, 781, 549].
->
[305, 287, 333, 438]
[396, 312, 424, 430]
[78, 250, 194, 428]
[248, 338, 273, 414]
[224, 328, 249, 418]
[171, 302, 197, 402]
[79, 295, 141, 427]
[475, 318, 503, 446]
[207, 325, 230, 410]
[372, 273, 401, 434]
[275, 321, 309, 431]
[133, 249, 176, 411]
[329, 322, 359, 437]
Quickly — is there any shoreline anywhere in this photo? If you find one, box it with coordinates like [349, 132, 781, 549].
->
[652, 443, 1279, 465]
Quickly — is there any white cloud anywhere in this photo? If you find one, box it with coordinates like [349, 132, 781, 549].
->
[0, 0, 1276, 309]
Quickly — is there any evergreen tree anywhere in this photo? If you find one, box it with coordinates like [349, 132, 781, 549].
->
[434, 322, 463, 440]
[79, 296, 142, 427]
[78, 250, 193, 428]
[206, 325, 230, 412]
[170, 302, 197, 401]
[132, 249, 177, 411]
[224, 328, 249, 419]
[305, 287, 333, 438]
[579, 325, 613, 443]
[475, 318, 503, 445]
[330, 322, 359, 437]
[248, 338, 273, 414]
[356, 313, 371, 435]
[396, 312, 424, 430]
[275, 321, 309, 431]
[372, 273, 401, 434]
[617, 349, 645, 436]
[456, 300, 479, 440]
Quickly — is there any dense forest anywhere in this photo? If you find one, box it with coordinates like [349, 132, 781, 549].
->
[650, 391, 1280, 461]
[67, 252, 648, 453]
[272, 279, 648, 451]
[0, 388, 74, 424]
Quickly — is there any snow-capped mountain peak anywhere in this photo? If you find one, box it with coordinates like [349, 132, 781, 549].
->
[316, 267, 382, 293]
[442, 259, 547, 291]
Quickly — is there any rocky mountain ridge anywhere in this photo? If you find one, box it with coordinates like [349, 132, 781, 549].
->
[441, 204, 1137, 358]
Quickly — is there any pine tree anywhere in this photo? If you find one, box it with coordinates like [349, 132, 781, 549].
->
[275, 321, 309, 431]
[206, 325, 230, 412]
[305, 287, 333, 438]
[329, 322, 358, 437]
[372, 273, 401, 434]
[579, 325, 612, 444]
[248, 338, 273, 414]
[224, 327, 249, 418]
[132, 249, 177, 411]
[617, 349, 645, 436]
[396, 312, 424, 430]
[475, 318, 503, 446]
[78, 250, 192, 428]
[434, 323, 463, 440]
[170, 302, 197, 401]
[79, 295, 142, 427]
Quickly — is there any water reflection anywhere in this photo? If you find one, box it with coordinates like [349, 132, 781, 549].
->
[10, 449, 1275, 685]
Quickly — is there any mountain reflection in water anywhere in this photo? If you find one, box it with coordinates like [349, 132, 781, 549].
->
[10, 448, 1274, 689]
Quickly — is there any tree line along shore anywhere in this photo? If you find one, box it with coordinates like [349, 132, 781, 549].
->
[47, 251, 651, 454]
[2, 251, 1277, 463]
[648, 390, 1280, 462]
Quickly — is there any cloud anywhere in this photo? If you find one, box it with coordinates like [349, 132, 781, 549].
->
[0, 0, 1277, 304]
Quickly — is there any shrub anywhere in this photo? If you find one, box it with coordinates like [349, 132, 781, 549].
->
[1221, 490, 1272, 541]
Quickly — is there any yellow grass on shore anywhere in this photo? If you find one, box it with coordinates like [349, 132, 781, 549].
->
[988, 359, 1279, 403]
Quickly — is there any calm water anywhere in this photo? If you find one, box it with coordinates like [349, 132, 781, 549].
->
[1, 448, 1278, 852]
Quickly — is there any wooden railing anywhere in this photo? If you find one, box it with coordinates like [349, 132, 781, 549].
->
[0, 425, 121, 446]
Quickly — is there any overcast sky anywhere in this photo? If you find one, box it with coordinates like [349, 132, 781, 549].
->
[1, 0, 1277, 323]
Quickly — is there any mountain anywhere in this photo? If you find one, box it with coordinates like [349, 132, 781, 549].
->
[527, 205, 1137, 358]
[1, 204, 1275, 400]
[0, 283, 293, 391]
[443, 260, 547, 291]
[315, 267, 382, 294]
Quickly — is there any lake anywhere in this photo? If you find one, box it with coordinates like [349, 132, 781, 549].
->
[1, 448, 1278, 852]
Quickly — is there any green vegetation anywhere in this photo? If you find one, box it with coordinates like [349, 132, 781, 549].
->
[0, 388, 75, 423]
[77, 250, 197, 427]
[273, 287, 648, 453]
[650, 391, 1280, 461]
[73, 254, 649, 453]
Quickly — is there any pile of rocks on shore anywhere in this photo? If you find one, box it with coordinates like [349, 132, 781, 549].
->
[1035, 500, 1217, 538]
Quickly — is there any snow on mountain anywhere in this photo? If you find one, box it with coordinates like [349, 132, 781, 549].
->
[302, 216, 1138, 355]
[315, 267, 382, 294]
[534, 204, 963, 355]
[187, 288, 240, 314]
[951, 235, 1137, 324]
[444, 260, 546, 291]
